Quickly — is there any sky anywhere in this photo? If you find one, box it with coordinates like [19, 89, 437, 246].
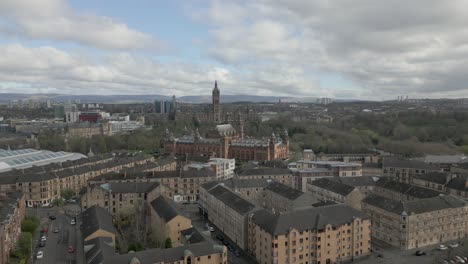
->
[0, 0, 468, 100]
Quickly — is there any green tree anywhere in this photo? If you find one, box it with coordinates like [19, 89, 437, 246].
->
[11, 232, 32, 258]
[164, 238, 172, 248]
[60, 188, 76, 200]
[21, 216, 39, 234]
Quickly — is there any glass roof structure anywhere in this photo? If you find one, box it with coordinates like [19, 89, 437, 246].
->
[0, 148, 87, 173]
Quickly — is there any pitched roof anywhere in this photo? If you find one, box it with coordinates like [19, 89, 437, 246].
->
[445, 176, 468, 192]
[100, 182, 160, 193]
[363, 194, 467, 215]
[424, 155, 468, 164]
[81, 205, 116, 240]
[84, 237, 115, 264]
[150, 196, 185, 222]
[375, 177, 443, 198]
[383, 157, 435, 170]
[264, 181, 303, 200]
[331, 176, 379, 187]
[207, 185, 257, 215]
[109, 242, 225, 264]
[251, 204, 367, 235]
[413, 172, 448, 185]
[239, 167, 291, 176]
[180, 227, 205, 244]
[0, 192, 23, 226]
[221, 178, 272, 189]
[311, 178, 356, 196]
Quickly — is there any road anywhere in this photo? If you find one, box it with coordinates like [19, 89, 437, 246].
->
[30, 204, 83, 264]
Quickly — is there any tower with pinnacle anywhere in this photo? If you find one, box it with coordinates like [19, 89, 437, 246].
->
[212, 80, 221, 123]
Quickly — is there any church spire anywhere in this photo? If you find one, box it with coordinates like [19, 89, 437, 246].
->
[213, 80, 219, 92]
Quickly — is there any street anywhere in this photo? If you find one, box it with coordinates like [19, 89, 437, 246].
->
[29, 204, 83, 264]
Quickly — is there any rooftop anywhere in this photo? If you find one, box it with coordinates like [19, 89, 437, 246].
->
[0, 148, 87, 173]
[99, 182, 160, 194]
[383, 157, 436, 170]
[363, 194, 467, 215]
[265, 181, 303, 200]
[81, 205, 116, 240]
[424, 155, 468, 164]
[375, 178, 443, 199]
[239, 167, 291, 176]
[413, 172, 449, 185]
[310, 178, 356, 196]
[206, 185, 257, 215]
[251, 204, 367, 236]
[150, 196, 186, 222]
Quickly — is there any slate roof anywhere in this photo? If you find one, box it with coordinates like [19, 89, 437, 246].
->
[413, 172, 448, 185]
[84, 237, 115, 264]
[108, 242, 225, 264]
[239, 167, 291, 176]
[311, 178, 356, 196]
[445, 176, 468, 192]
[424, 155, 468, 164]
[180, 227, 205, 244]
[81, 205, 116, 240]
[222, 178, 272, 189]
[331, 176, 379, 187]
[363, 194, 467, 215]
[207, 185, 257, 215]
[383, 157, 435, 170]
[265, 181, 303, 200]
[251, 204, 367, 235]
[0, 192, 23, 226]
[150, 196, 184, 222]
[375, 177, 442, 198]
[100, 182, 160, 193]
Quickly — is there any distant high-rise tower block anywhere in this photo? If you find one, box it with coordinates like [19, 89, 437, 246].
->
[212, 80, 221, 123]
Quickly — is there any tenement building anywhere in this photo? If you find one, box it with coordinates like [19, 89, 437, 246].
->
[237, 167, 292, 186]
[0, 192, 25, 264]
[199, 182, 260, 250]
[163, 124, 289, 161]
[248, 204, 371, 264]
[80, 181, 163, 214]
[308, 178, 364, 210]
[362, 194, 468, 250]
[382, 157, 439, 183]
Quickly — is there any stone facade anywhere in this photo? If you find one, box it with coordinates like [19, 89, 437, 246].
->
[248, 205, 371, 264]
[362, 194, 468, 250]
[0, 192, 25, 264]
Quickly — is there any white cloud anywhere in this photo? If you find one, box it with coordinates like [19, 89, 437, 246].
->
[0, 44, 321, 96]
[197, 0, 468, 99]
[0, 0, 161, 51]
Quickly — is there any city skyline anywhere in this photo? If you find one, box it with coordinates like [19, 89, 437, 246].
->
[1, 1, 468, 100]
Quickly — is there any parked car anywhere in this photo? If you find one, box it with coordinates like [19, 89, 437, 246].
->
[208, 226, 214, 232]
[450, 243, 459, 248]
[53, 227, 60, 233]
[68, 246, 75, 253]
[215, 235, 224, 241]
[234, 250, 240, 257]
[39, 241, 46, 247]
[41, 227, 48, 233]
[42, 203, 50, 208]
[71, 218, 76, 225]
[438, 244, 448, 251]
[415, 250, 426, 256]
[40, 236, 47, 242]
[36, 251, 44, 259]
[49, 215, 56, 220]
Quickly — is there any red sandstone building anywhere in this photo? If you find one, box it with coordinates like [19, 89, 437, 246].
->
[163, 124, 289, 161]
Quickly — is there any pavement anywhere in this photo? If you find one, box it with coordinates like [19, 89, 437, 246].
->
[29, 203, 83, 264]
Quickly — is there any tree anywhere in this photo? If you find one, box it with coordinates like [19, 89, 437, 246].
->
[149, 216, 168, 249]
[60, 188, 76, 200]
[164, 238, 172, 248]
[21, 216, 39, 234]
[11, 232, 32, 259]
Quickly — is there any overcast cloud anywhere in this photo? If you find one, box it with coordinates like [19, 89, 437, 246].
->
[1, 0, 468, 99]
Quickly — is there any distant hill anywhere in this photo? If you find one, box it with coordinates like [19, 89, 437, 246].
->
[0, 93, 359, 104]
